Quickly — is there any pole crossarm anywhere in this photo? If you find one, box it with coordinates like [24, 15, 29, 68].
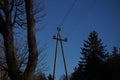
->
[53, 27, 67, 42]
[53, 35, 67, 42]
[53, 27, 69, 80]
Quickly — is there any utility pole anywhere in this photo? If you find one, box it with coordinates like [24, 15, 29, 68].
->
[53, 27, 69, 80]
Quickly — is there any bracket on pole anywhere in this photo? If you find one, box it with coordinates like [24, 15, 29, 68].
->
[53, 27, 68, 42]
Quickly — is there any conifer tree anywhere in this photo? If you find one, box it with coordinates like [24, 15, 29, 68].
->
[71, 31, 107, 80]
[81, 31, 107, 80]
[107, 47, 120, 80]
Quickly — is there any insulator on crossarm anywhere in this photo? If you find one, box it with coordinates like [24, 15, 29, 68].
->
[64, 38, 68, 42]
[57, 27, 61, 31]
[53, 35, 56, 39]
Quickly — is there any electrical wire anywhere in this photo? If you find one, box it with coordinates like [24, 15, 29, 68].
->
[58, 0, 78, 29]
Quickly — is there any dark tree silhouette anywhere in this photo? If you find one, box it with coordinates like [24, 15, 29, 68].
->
[48, 74, 53, 80]
[106, 47, 120, 80]
[0, 0, 45, 80]
[34, 72, 47, 80]
[0, 38, 47, 80]
[71, 31, 107, 80]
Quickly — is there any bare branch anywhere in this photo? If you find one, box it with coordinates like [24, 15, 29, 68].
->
[0, 64, 8, 72]
[0, 1, 5, 10]
[10, 0, 14, 12]
[12, 7, 17, 26]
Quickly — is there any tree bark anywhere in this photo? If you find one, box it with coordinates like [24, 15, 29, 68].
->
[24, 0, 38, 80]
[3, 26, 21, 80]
[0, 11, 20, 80]
[0, 0, 39, 79]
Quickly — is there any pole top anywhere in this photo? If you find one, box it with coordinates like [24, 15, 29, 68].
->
[57, 27, 61, 31]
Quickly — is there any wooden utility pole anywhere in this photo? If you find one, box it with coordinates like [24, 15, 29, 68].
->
[53, 27, 69, 80]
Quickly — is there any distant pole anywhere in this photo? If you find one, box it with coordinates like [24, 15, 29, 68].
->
[53, 27, 69, 80]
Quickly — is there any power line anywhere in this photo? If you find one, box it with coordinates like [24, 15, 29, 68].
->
[62, 0, 96, 39]
[58, 0, 78, 29]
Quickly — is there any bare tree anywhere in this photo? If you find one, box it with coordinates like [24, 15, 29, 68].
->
[0, 36, 47, 80]
[0, 0, 45, 80]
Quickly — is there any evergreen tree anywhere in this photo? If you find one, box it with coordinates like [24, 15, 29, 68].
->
[81, 31, 106, 78]
[106, 47, 120, 80]
[71, 31, 107, 80]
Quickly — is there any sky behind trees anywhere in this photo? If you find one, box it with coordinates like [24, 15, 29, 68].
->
[36, 0, 120, 79]
[0, 0, 120, 80]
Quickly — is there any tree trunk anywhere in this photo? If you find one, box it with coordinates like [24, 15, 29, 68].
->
[0, 0, 38, 79]
[1, 13, 20, 80]
[24, 0, 38, 80]
[3, 27, 21, 80]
